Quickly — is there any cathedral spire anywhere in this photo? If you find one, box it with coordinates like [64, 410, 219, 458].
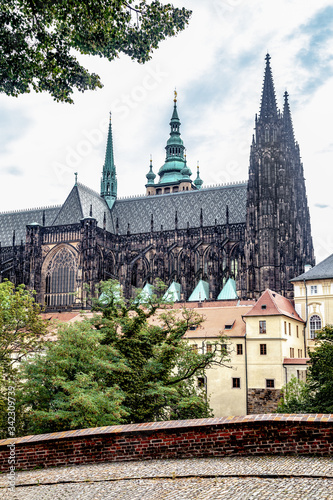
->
[283, 91, 295, 147]
[101, 113, 117, 209]
[259, 54, 278, 121]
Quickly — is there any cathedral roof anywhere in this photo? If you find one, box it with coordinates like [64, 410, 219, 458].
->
[112, 182, 247, 234]
[291, 253, 333, 282]
[0, 206, 60, 247]
[52, 183, 114, 232]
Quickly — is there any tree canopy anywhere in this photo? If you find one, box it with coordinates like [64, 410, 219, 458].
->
[0, 1, 192, 103]
[20, 280, 230, 435]
[277, 325, 333, 414]
[0, 280, 47, 438]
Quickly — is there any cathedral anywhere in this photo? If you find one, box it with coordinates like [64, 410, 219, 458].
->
[0, 55, 315, 309]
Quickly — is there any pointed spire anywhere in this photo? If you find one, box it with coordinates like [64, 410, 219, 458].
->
[101, 112, 117, 209]
[146, 155, 156, 186]
[283, 91, 295, 147]
[259, 54, 278, 121]
[194, 162, 203, 189]
[74, 172, 78, 186]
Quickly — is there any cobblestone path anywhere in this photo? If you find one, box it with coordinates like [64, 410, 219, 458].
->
[2, 456, 333, 499]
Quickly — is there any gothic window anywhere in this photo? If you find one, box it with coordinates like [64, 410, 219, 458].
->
[309, 315, 321, 339]
[45, 247, 77, 307]
[265, 127, 269, 142]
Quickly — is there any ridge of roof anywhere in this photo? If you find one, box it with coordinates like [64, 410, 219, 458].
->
[0, 205, 61, 216]
[116, 180, 248, 202]
[245, 289, 304, 322]
[291, 253, 333, 282]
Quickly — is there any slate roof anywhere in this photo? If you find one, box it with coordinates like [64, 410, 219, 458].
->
[0, 181, 246, 246]
[244, 289, 304, 322]
[112, 182, 247, 235]
[0, 206, 60, 247]
[291, 253, 333, 282]
[51, 183, 114, 232]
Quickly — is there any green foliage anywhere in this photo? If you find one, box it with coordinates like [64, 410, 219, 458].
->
[0, 280, 47, 438]
[20, 280, 229, 434]
[277, 326, 333, 414]
[91, 280, 229, 423]
[21, 321, 128, 434]
[304, 325, 333, 413]
[276, 376, 308, 413]
[0, 1, 191, 103]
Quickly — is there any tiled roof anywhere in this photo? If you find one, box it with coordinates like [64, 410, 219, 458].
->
[52, 183, 114, 232]
[182, 304, 254, 338]
[0, 206, 61, 247]
[244, 289, 304, 322]
[283, 358, 310, 365]
[112, 183, 247, 235]
[291, 253, 333, 282]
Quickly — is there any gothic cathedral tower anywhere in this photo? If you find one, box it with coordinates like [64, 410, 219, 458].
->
[244, 54, 314, 298]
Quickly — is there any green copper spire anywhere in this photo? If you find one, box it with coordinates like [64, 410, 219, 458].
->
[194, 163, 203, 189]
[146, 155, 156, 186]
[101, 113, 117, 209]
[157, 91, 187, 185]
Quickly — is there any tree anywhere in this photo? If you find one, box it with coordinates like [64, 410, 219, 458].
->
[20, 280, 230, 434]
[21, 321, 128, 434]
[277, 326, 333, 414]
[0, 1, 191, 103]
[0, 280, 47, 438]
[303, 325, 333, 413]
[91, 280, 230, 423]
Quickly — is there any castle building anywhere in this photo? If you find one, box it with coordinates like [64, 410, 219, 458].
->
[0, 55, 314, 309]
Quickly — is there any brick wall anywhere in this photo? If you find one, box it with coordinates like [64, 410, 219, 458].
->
[247, 389, 282, 414]
[0, 414, 332, 473]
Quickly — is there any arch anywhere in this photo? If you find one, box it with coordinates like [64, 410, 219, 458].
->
[309, 314, 322, 339]
[43, 245, 78, 307]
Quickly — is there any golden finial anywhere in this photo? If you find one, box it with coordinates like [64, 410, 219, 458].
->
[150, 154, 152, 165]
[197, 161, 199, 171]
[174, 88, 177, 103]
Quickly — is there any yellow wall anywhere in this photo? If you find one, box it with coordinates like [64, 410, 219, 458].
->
[293, 279, 333, 349]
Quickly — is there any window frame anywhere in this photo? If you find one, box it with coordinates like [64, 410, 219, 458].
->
[260, 343, 267, 355]
[232, 377, 241, 388]
[266, 379, 275, 388]
[259, 320, 266, 334]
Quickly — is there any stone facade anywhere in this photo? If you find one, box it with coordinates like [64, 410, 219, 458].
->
[0, 55, 314, 308]
[247, 388, 283, 414]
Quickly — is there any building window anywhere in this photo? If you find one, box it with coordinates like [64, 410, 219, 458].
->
[45, 247, 77, 307]
[296, 325, 299, 338]
[206, 343, 212, 353]
[289, 323, 291, 336]
[197, 377, 205, 388]
[259, 320, 266, 334]
[261, 304, 267, 310]
[232, 378, 240, 388]
[189, 325, 197, 331]
[290, 347, 295, 358]
[284, 321, 287, 335]
[310, 285, 317, 295]
[192, 344, 198, 353]
[309, 315, 322, 339]
[236, 344, 243, 355]
[298, 349, 302, 358]
[260, 344, 267, 355]
[266, 379, 275, 388]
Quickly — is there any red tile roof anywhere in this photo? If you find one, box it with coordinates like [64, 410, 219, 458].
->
[283, 358, 310, 365]
[244, 289, 304, 322]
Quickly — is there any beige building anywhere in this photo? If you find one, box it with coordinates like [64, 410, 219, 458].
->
[183, 290, 306, 416]
[291, 253, 333, 350]
[44, 290, 307, 418]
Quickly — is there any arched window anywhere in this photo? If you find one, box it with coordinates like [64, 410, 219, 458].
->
[309, 314, 322, 339]
[45, 247, 77, 307]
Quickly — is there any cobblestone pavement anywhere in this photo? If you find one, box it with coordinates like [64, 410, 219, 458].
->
[1, 456, 333, 499]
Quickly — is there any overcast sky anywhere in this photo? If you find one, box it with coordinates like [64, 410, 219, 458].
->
[0, 0, 333, 263]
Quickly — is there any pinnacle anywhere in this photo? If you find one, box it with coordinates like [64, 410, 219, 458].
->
[283, 90, 295, 147]
[259, 53, 278, 121]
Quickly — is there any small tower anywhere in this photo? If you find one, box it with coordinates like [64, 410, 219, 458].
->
[145, 156, 156, 195]
[101, 113, 117, 209]
[150, 91, 197, 195]
[193, 163, 203, 189]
